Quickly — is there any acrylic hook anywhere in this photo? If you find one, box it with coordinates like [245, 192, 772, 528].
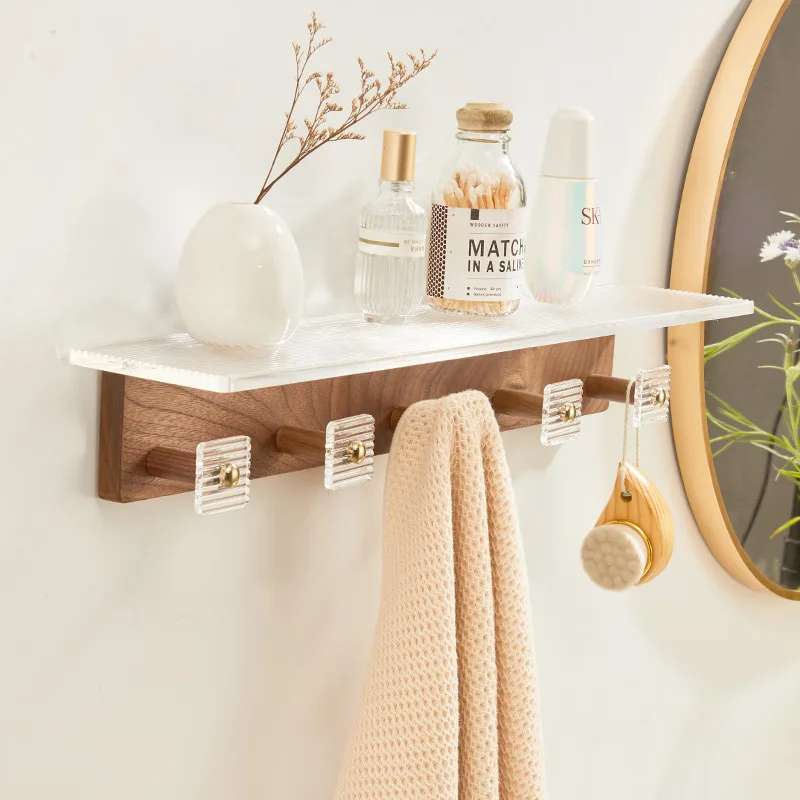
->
[145, 435, 251, 514]
[491, 379, 583, 446]
[275, 414, 375, 490]
[584, 365, 671, 427]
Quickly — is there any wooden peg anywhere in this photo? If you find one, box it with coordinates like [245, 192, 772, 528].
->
[393, 392, 548, 426]
[491, 388, 544, 419]
[146, 447, 196, 485]
[584, 374, 633, 404]
[275, 426, 326, 460]
[145, 445, 242, 490]
[394, 388, 577, 429]
[275, 418, 374, 470]
[493, 381, 582, 447]
[276, 416, 375, 490]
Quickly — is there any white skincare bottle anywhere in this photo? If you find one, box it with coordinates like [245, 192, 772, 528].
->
[527, 107, 600, 306]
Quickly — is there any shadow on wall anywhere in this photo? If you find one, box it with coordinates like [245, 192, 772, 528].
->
[226, 463, 385, 798]
[289, 180, 368, 316]
[652, 660, 800, 800]
[615, 0, 749, 290]
[60, 193, 180, 345]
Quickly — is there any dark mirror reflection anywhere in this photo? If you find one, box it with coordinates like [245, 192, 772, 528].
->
[704, 0, 800, 590]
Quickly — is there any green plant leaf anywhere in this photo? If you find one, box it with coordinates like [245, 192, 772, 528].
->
[776, 466, 800, 481]
[780, 211, 800, 225]
[704, 321, 778, 361]
[767, 293, 800, 322]
[707, 391, 762, 430]
[771, 516, 800, 538]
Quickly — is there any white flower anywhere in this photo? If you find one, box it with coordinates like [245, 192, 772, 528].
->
[784, 248, 800, 268]
[760, 230, 798, 261]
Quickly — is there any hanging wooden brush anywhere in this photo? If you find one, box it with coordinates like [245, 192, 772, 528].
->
[582, 460, 674, 590]
[580, 379, 674, 591]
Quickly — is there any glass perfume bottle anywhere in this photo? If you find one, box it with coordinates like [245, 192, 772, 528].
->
[355, 130, 427, 323]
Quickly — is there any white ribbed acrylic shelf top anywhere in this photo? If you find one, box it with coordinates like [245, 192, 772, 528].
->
[68, 285, 753, 393]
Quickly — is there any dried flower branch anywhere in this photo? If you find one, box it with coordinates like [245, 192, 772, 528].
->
[254, 12, 436, 203]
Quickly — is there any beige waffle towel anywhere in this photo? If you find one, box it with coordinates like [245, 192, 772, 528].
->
[335, 390, 546, 800]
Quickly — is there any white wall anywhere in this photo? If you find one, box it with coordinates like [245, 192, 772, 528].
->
[3, 0, 800, 797]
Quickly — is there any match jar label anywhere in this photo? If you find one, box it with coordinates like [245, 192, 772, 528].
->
[426, 204, 527, 301]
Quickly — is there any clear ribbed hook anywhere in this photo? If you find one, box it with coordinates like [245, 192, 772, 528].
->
[195, 436, 251, 514]
[146, 435, 251, 514]
[541, 379, 583, 446]
[633, 365, 671, 427]
[324, 414, 375, 490]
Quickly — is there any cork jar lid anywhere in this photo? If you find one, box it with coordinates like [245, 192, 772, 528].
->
[456, 102, 513, 132]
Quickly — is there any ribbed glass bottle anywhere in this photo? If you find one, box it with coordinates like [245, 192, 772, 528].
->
[355, 179, 427, 323]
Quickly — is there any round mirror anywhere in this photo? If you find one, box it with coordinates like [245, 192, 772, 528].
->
[670, 0, 800, 598]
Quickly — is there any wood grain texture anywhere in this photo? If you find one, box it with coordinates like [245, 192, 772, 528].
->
[667, 0, 796, 597]
[275, 427, 326, 459]
[145, 447, 196, 484]
[490, 388, 544, 419]
[584, 375, 633, 404]
[98, 371, 126, 502]
[596, 461, 674, 584]
[99, 336, 614, 502]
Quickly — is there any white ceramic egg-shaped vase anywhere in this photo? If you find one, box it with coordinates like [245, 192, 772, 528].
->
[176, 203, 304, 347]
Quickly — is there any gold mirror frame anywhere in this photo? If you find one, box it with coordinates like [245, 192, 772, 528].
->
[669, 0, 797, 598]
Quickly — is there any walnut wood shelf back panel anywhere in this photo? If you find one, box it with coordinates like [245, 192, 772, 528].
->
[100, 337, 614, 502]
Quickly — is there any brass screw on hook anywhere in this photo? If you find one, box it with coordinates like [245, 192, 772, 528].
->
[653, 388, 668, 407]
[218, 463, 240, 489]
[559, 403, 577, 423]
[346, 440, 367, 465]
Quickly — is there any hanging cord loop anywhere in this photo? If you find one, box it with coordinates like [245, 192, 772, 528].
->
[619, 378, 640, 499]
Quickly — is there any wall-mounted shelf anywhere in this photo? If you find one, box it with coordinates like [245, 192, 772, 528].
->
[74, 284, 753, 506]
[69, 285, 752, 393]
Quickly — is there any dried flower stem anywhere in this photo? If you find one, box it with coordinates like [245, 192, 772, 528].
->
[254, 13, 436, 204]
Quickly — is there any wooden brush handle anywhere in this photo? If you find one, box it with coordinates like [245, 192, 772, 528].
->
[595, 461, 674, 585]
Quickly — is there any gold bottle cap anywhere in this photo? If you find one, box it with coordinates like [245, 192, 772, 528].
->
[380, 130, 417, 182]
[456, 102, 513, 132]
